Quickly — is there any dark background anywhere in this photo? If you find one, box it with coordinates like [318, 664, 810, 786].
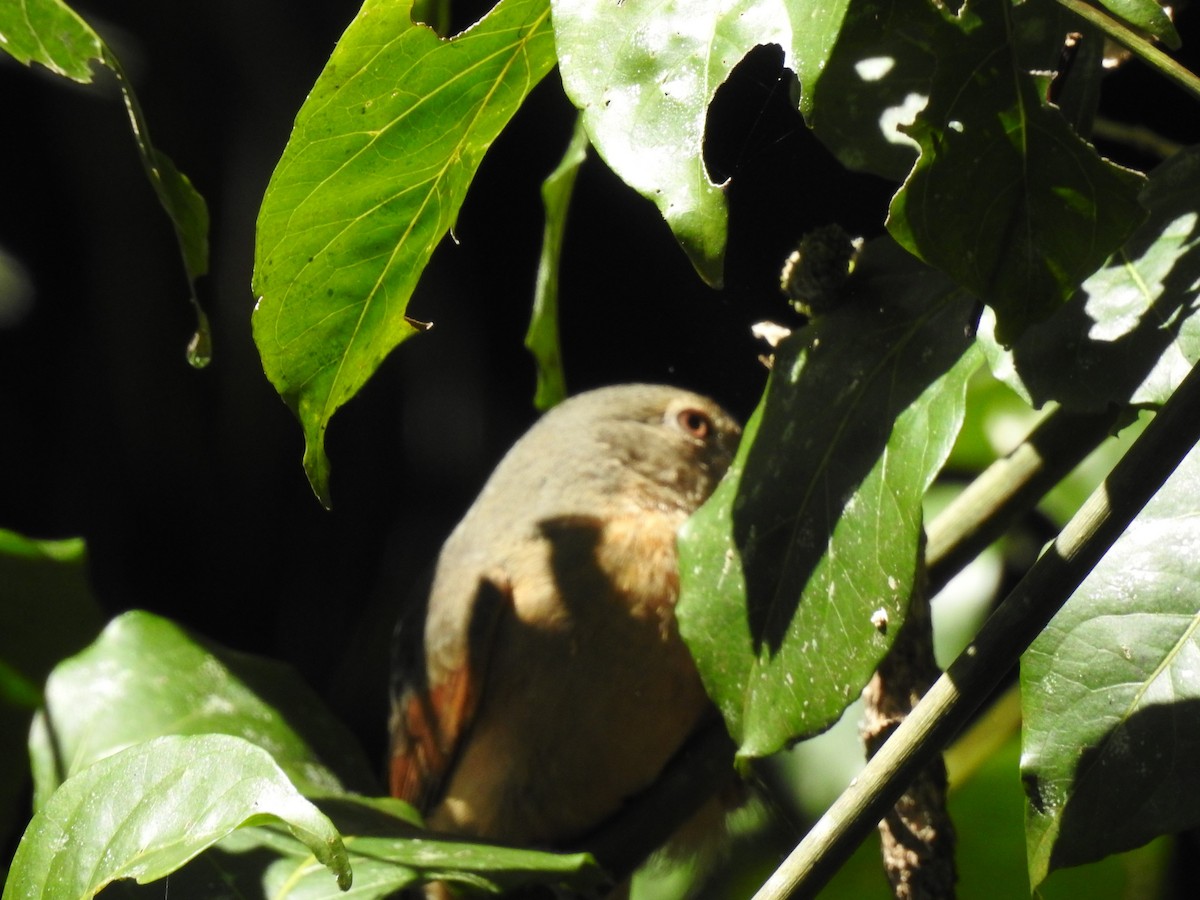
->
[1, 0, 1197, 771]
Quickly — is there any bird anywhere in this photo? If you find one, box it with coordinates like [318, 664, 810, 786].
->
[388, 384, 741, 857]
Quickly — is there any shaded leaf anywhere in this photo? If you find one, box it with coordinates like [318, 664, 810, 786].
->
[0, 531, 103, 859]
[805, 0, 936, 181]
[980, 144, 1200, 411]
[0, 0, 211, 366]
[526, 115, 589, 411]
[677, 238, 980, 760]
[252, 0, 555, 505]
[30, 610, 378, 810]
[3, 734, 351, 899]
[1021, 440, 1200, 887]
[886, 0, 1145, 344]
[553, 0, 820, 286]
[1093, 0, 1180, 48]
[257, 795, 602, 898]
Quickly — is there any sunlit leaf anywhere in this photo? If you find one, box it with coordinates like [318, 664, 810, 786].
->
[552, 0, 849, 287]
[252, 0, 555, 505]
[3, 734, 351, 899]
[980, 145, 1200, 411]
[1022, 440, 1200, 888]
[677, 238, 980, 760]
[30, 610, 378, 810]
[0, 0, 211, 365]
[886, 0, 1145, 344]
[526, 115, 589, 411]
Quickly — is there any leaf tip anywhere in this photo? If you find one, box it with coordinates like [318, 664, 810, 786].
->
[302, 429, 334, 510]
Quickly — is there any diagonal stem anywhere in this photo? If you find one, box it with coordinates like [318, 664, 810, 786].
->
[752, 357, 1200, 900]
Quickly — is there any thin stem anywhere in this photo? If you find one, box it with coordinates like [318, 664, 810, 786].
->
[925, 405, 1120, 594]
[1055, 0, 1200, 103]
[752, 358, 1200, 900]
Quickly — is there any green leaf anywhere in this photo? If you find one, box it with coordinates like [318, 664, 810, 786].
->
[1092, 0, 1181, 48]
[253, 795, 602, 898]
[980, 145, 1200, 411]
[30, 610, 378, 810]
[100, 795, 602, 899]
[1021, 439, 1200, 888]
[886, 0, 1146, 344]
[0, 0, 101, 80]
[677, 238, 980, 760]
[252, 0, 556, 505]
[3, 734, 351, 899]
[553, 0, 823, 287]
[0, 531, 103, 861]
[0, 0, 212, 366]
[804, 0, 935, 181]
[526, 115, 589, 411]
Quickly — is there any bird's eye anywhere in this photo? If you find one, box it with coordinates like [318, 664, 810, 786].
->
[676, 408, 712, 439]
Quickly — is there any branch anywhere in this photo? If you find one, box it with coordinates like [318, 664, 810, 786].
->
[751, 358, 1200, 900]
[925, 406, 1120, 594]
[1054, 0, 1200, 103]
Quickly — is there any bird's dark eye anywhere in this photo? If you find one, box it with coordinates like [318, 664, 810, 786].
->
[677, 408, 712, 439]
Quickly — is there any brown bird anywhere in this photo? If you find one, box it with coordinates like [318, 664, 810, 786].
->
[389, 384, 741, 854]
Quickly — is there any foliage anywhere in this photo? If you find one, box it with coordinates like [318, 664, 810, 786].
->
[4, 0, 1200, 896]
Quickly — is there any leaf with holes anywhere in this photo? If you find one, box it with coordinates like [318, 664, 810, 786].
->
[886, 0, 1145, 345]
[252, 0, 556, 505]
[551, 0, 850, 287]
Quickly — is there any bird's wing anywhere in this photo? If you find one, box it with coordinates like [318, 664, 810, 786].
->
[388, 571, 511, 810]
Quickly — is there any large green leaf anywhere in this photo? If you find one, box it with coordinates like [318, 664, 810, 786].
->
[0, 0, 212, 366]
[980, 145, 1200, 411]
[1021, 439, 1200, 888]
[3, 734, 351, 899]
[677, 238, 980, 760]
[252, 0, 555, 505]
[29, 610, 378, 809]
[551, 0, 850, 287]
[886, 0, 1145, 345]
[95, 794, 601, 898]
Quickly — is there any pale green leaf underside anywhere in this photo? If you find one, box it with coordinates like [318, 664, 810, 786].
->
[31, 610, 377, 810]
[3, 734, 350, 900]
[1021, 441, 1200, 887]
[677, 238, 980, 759]
[252, 0, 556, 505]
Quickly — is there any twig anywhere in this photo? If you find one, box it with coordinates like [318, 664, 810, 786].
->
[925, 406, 1119, 594]
[751, 357, 1200, 899]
